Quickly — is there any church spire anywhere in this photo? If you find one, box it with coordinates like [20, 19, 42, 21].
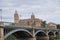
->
[14, 10, 19, 24]
[15, 10, 18, 14]
[31, 12, 35, 19]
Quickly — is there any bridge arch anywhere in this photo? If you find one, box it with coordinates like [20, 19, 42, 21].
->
[35, 30, 46, 36]
[5, 29, 32, 39]
[55, 31, 59, 35]
[48, 30, 55, 34]
[48, 30, 54, 36]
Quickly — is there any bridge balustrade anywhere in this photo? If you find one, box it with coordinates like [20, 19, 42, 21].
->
[0, 22, 14, 26]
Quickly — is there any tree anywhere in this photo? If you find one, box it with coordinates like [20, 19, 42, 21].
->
[54, 36, 60, 40]
[42, 21, 46, 27]
[6, 34, 15, 40]
[57, 24, 60, 29]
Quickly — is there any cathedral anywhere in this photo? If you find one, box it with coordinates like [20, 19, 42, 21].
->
[14, 10, 57, 28]
[14, 10, 42, 27]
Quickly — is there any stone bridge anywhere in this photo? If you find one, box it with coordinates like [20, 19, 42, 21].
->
[0, 22, 60, 40]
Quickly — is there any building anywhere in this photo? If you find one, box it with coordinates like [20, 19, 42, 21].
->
[46, 22, 57, 29]
[0, 10, 57, 28]
[14, 10, 57, 28]
[14, 10, 42, 27]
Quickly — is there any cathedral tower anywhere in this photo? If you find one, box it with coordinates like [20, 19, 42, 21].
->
[14, 10, 19, 24]
[31, 13, 35, 20]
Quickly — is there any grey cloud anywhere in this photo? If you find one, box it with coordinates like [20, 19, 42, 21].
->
[1, 0, 60, 7]
[0, 0, 60, 23]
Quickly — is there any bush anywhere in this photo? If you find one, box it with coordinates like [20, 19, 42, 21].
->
[54, 36, 60, 40]
[6, 34, 15, 40]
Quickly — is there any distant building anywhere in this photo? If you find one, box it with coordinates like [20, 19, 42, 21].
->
[14, 10, 42, 27]
[46, 22, 57, 29]
[14, 10, 57, 28]
[0, 10, 57, 29]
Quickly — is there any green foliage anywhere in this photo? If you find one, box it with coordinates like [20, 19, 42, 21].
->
[54, 36, 60, 40]
[57, 24, 60, 29]
[42, 21, 46, 27]
[6, 34, 15, 40]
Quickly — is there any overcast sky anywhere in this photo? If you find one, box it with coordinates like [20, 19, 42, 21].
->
[0, 0, 60, 24]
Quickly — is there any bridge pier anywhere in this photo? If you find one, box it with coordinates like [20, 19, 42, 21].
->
[32, 28, 36, 40]
[59, 32, 60, 36]
[0, 22, 4, 40]
[0, 27, 4, 40]
[45, 30, 49, 40]
[54, 32, 56, 37]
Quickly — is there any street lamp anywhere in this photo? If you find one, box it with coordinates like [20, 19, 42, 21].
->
[0, 9, 2, 22]
[0, 9, 4, 26]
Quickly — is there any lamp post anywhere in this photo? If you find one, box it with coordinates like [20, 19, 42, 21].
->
[0, 9, 2, 22]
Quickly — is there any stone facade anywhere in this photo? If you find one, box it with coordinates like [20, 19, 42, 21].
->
[14, 10, 57, 28]
[46, 22, 57, 29]
[14, 10, 42, 27]
[14, 10, 19, 24]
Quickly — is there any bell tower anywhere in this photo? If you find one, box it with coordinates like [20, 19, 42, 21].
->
[14, 10, 19, 24]
[31, 13, 35, 20]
